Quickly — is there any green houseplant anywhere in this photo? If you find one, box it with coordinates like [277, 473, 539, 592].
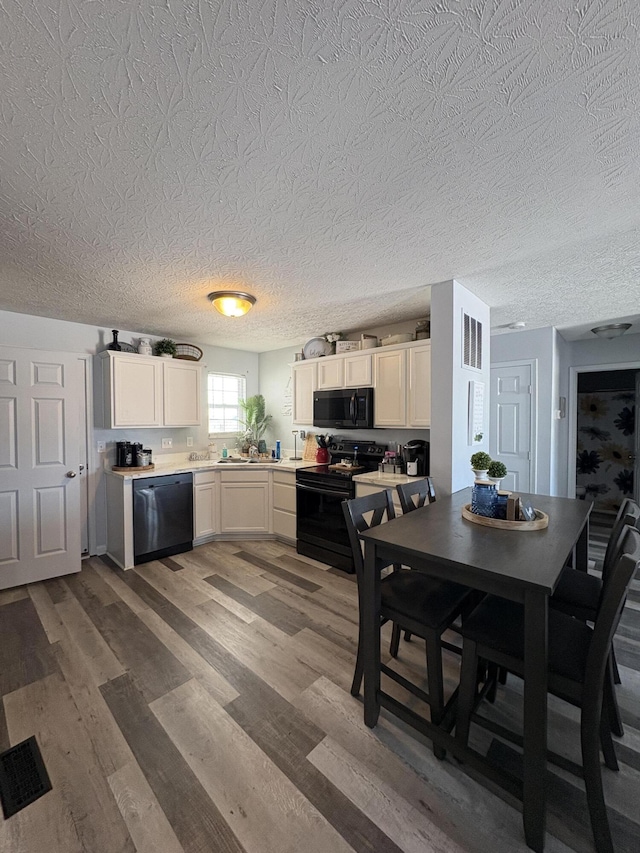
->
[238, 394, 273, 453]
[470, 451, 492, 479]
[487, 460, 507, 485]
[154, 338, 177, 358]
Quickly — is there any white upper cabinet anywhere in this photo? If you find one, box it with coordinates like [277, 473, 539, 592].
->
[291, 339, 430, 429]
[164, 359, 201, 426]
[407, 343, 431, 427]
[96, 351, 201, 428]
[344, 353, 373, 387]
[316, 358, 344, 390]
[292, 362, 316, 424]
[373, 348, 407, 427]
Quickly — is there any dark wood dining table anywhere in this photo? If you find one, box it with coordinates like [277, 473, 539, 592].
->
[359, 487, 592, 853]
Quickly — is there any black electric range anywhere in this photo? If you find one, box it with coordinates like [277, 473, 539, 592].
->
[296, 439, 387, 572]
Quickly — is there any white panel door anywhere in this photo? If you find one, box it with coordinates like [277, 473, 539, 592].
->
[0, 346, 81, 589]
[490, 363, 534, 493]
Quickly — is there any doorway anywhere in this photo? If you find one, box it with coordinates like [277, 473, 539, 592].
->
[568, 363, 638, 562]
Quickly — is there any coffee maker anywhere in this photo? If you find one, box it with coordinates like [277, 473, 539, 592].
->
[403, 439, 429, 477]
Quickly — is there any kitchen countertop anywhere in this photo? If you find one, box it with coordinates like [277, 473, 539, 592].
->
[106, 457, 315, 479]
[352, 471, 427, 487]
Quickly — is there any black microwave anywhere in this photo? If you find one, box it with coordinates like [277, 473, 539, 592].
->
[313, 388, 374, 429]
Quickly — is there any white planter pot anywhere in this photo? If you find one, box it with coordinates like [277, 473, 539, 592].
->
[472, 468, 489, 480]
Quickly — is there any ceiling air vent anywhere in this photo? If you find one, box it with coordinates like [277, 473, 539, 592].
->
[463, 313, 482, 370]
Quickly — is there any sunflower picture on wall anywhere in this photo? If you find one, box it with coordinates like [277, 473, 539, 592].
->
[579, 394, 608, 419]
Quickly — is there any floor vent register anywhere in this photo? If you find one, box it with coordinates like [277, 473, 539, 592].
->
[0, 736, 52, 818]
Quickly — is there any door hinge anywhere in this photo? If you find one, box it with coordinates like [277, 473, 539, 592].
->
[528, 385, 532, 394]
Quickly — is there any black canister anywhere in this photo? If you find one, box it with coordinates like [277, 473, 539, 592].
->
[116, 441, 132, 467]
[130, 443, 143, 467]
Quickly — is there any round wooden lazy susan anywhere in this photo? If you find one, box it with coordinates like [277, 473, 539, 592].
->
[112, 464, 156, 472]
[461, 504, 549, 531]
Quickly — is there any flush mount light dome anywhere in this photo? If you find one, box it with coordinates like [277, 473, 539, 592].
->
[590, 323, 632, 339]
[208, 291, 256, 317]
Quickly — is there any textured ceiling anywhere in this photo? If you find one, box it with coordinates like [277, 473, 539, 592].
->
[1, 0, 640, 351]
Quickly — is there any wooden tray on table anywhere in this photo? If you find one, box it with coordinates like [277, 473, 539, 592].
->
[461, 504, 548, 531]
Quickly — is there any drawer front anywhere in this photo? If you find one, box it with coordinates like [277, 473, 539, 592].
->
[273, 481, 296, 512]
[273, 509, 296, 541]
[273, 470, 296, 485]
[194, 471, 217, 485]
[221, 470, 269, 483]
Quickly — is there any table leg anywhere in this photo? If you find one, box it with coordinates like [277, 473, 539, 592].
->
[523, 590, 548, 852]
[363, 541, 381, 728]
[574, 517, 589, 572]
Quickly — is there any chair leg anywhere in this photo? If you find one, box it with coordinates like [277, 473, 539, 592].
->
[605, 653, 624, 738]
[582, 698, 615, 853]
[456, 640, 479, 749]
[404, 630, 412, 642]
[351, 623, 365, 696]
[486, 663, 499, 703]
[611, 647, 621, 685]
[390, 623, 401, 657]
[599, 707, 619, 772]
[425, 635, 446, 760]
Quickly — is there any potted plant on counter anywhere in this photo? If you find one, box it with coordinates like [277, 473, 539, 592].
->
[470, 451, 492, 480]
[487, 460, 507, 487]
[154, 338, 177, 358]
[238, 394, 273, 455]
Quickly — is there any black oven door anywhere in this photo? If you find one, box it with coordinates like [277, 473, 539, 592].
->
[296, 477, 355, 572]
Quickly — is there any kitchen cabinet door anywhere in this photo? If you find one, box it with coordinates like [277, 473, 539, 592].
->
[292, 362, 316, 425]
[111, 354, 163, 427]
[164, 360, 201, 426]
[344, 353, 372, 387]
[407, 343, 431, 427]
[194, 472, 217, 542]
[373, 349, 407, 427]
[272, 469, 296, 543]
[219, 481, 270, 534]
[316, 358, 344, 390]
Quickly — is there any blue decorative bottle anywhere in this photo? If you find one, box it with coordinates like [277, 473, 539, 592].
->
[471, 482, 497, 518]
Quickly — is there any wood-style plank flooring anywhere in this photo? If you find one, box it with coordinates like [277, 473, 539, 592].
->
[1, 539, 639, 852]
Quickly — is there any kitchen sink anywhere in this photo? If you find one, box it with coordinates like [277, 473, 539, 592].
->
[248, 458, 280, 463]
[217, 458, 249, 463]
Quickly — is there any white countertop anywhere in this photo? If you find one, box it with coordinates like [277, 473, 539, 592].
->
[352, 471, 427, 486]
[106, 457, 315, 479]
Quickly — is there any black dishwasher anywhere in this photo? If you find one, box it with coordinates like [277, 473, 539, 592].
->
[133, 473, 193, 565]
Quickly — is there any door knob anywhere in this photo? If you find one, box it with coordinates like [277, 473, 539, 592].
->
[66, 471, 77, 478]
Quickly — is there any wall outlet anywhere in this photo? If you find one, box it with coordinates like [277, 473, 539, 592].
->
[96, 441, 106, 453]
[161, 438, 173, 449]
[186, 436, 193, 447]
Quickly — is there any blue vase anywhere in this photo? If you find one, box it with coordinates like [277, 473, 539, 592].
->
[471, 482, 497, 518]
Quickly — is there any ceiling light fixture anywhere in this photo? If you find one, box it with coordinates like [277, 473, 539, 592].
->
[590, 323, 632, 339]
[508, 321, 526, 330]
[208, 291, 256, 317]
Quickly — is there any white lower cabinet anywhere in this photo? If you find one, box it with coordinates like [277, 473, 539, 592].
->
[355, 481, 403, 517]
[219, 470, 271, 535]
[194, 471, 218, 543]
[272, 469, 296, 543]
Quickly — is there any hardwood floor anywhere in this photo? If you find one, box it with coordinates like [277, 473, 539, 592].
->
[1, 540, 639, 852]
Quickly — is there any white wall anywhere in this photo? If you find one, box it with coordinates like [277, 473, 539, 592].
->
[430, 280, 491, 496]
[0, 309, 259, 551]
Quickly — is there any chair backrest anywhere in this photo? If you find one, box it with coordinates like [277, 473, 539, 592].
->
[602, 500, 640, 584]
[342, 490, 396, 581]
[396, 477, 436, 514]
[586, 526, 640, 696]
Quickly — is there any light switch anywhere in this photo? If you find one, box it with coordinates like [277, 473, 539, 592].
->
[162, 438, 173, 449]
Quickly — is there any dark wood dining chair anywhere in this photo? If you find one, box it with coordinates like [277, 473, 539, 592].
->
[343, 490, 474, 756]
[455, 525, 640, 853]
[551, 499, 640, 736]
[396, 477, 436, 514]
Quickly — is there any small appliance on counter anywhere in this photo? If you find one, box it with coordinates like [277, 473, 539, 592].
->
[114, 441, 153, 470]
[403, 439, 429, 476]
